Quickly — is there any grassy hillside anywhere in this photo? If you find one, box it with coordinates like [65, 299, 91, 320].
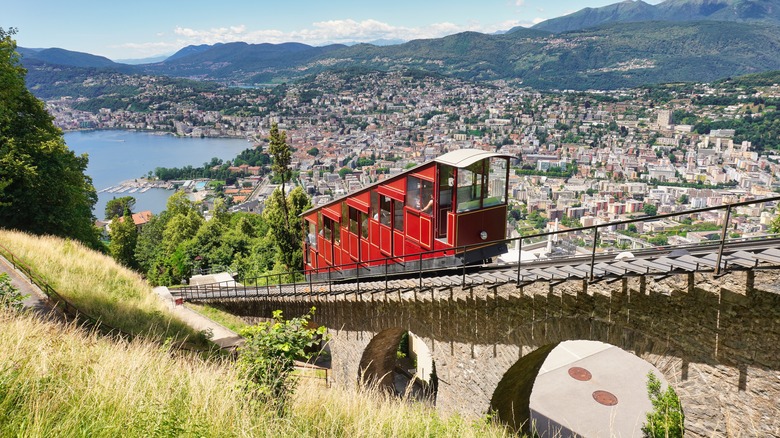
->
[0, 229, 206, 347]
[0, 231, 510, 437]
[0, 309, 508, 437]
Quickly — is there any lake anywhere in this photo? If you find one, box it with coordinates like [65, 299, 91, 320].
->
[64, 130, 252, 218]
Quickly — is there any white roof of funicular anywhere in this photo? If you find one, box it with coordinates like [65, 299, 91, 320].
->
[434, 149, 513, 168]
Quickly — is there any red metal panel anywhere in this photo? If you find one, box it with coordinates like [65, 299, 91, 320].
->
[377, 184, 405, 201]
[379, 225, 392, 255]
[455, 205, 507, 248]
[346, 197, 369, 213]
[368, 241, 382, 264]
[393, 230, 405, 258]
[322, 239, 332, 265]
[404, 240, 422, 258]
[410, 162, 436, 181]
[360, 240, 370, 264]
[322, 206, 340, 221]
[303, 212, 318, 222]
[387, 175, 407, 193]
[447, 212, 456, 246]
[348, 233, 359, 260]
[333, 246, 343, 268]
[369, 220, 380, 246]
[406, 210, 420, 242]
[420, 215, 432, 249]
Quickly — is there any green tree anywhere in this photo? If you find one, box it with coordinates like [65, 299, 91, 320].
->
[642, 372, 684, 437]
[135, 211, 168, 275]
[263, 185, 311, 270]
[644, 204, 658, 216]
[338, 167, 353, 179]
[109, 210, 138, 269]
[770, 208, 780, 234]
[268, 123, 292, 223]
[237, 307, 327, 413]
[105, 196, 136, 220]
[0, 28, 99, 248]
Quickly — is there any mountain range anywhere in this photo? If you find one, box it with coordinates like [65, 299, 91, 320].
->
[531, 0, 780, 33]
[17, 0, 780, 91]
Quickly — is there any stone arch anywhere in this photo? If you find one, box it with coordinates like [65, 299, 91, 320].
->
[358, 327, 438, 403]
[490, 340, 677, 437]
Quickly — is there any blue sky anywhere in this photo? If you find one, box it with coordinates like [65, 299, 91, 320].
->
[4, 0, 664, 60]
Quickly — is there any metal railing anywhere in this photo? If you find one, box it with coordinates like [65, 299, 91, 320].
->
[172, 195, 780, 300]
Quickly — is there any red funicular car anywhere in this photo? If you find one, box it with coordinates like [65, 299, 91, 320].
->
[302, 149, 512, 279]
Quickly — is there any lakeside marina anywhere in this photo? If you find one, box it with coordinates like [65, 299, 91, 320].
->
[64, 130, 250, 217]
[97, 179, 174, 195]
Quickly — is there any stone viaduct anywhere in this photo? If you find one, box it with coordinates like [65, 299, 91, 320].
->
[211, 269, 780, 437]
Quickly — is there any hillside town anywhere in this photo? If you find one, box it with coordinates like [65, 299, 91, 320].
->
[47, 71, 780, 246]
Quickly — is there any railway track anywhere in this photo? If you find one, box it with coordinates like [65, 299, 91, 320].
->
[171, 237, 780, 302]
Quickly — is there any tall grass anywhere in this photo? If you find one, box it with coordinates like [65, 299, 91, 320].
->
[0, 230, 206, 347]
[0, 309, 509, 437]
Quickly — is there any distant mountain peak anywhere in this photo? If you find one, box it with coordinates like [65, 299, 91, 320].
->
[532, 0, 780, 33]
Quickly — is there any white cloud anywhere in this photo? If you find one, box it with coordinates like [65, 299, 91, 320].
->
[167, 19, 497, 46]
[515, 0, 526, 6]
[532, 17, 546, 25]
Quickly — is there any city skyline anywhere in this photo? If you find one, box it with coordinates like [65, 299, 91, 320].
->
[4, 0, 663, 61]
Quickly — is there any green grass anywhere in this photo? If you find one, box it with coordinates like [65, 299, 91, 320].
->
[0, 229, 208, 348]
[186, 302, 250, 333]
[0, 308, 510, 437]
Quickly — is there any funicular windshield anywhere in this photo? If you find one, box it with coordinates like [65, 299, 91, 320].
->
[455, 157, 507, 212]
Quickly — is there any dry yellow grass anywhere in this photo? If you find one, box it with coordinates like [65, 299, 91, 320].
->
[0, 308, 509, 437]
[0, 229, 205, 346]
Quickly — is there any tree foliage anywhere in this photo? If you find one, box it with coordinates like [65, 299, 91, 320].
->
[109, 210, 138, 269]
[105, 196, 136, 220]
[263, 185, 311, 270]
[642, 372, 684, 438]
[0, 28, 99, 248]
[237, 308, 327, 413]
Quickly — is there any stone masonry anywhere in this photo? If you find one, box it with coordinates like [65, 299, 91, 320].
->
[213, 269, 780, 437]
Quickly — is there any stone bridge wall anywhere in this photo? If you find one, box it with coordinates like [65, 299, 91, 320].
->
[215, 270, 780, 437]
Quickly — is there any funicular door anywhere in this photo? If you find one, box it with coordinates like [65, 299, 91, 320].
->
[378, 195, 394, 256]
[437, 164, 454, 240]
[347, 207, 360, 261]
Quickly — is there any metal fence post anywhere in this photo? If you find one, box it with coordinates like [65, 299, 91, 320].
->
[715, 205, 733, 276]
[462, 245, 467, 287]
[516, 238, 523, 284]
[589, 228, 599, 281]
[418, 253, 423, 291]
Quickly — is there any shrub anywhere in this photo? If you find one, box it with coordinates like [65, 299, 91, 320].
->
[0, 273, 24, 312]
[643, 372, 684, 438]
[237, 307, 327, 413]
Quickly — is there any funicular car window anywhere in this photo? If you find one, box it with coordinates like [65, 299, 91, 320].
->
[349, 208, 359, 234]
[371, 191, 379, 220]
[308, 221, 317, 250]
[485, 157, 507, 207]
[406, 175, 434, 212]
[380, 195, 391, 226]
[323, 215, 333, 241]
[457, 160, 484, 212]
[394, 200, 404, 231]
